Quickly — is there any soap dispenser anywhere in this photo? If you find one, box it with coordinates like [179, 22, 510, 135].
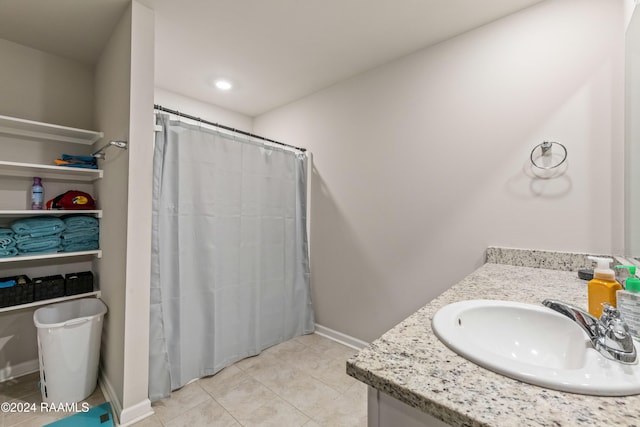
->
[615, 266, 640, 339]
[587, 256, 621, 318]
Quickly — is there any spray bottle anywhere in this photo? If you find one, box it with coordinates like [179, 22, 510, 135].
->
[587, 256, 621, 318]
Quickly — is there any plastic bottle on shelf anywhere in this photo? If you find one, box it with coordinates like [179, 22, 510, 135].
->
[31, 177, 44, 210]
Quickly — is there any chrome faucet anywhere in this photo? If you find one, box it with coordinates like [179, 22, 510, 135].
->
[542, 299, 637, 364]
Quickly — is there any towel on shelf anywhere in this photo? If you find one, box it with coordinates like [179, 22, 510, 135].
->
[61, 230, 98, 251]
[54, 154, 98, 169]
[61, 234, 99, 252]
[61, 231, 99, 246]
[0, 228, 15, 249]
[0, 228, 14, 237]
[11, 217, 65, 238]
[0, 247, 18, 258]
[62, 215, 99, 232]
[60, 215, 99, 252]
[61, 241, 99, 252]
[16, 235, 62, 254]
[0, 238, 16, 249]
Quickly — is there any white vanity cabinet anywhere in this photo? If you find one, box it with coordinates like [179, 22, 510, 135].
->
[0, 114, 103, 313]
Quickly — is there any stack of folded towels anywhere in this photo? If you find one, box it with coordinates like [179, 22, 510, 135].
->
[0, 228, 18, 258]
[6, 215, 100, 256]
[10, 217, 65, 255]
[61, 215, 99, 252]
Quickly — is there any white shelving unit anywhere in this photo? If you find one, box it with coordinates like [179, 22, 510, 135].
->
[0, 160, 103, 181]
[0, 114, 103, 145]
[0, 210, 102, 218]
[0, 290, 101, 314]
[0, 115, 103, 312]
[0, 250, 102, 264]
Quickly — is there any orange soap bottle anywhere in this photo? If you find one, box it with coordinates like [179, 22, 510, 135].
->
[587, 256, 622, 318]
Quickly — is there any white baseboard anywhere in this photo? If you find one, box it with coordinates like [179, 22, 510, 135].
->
[98, 369, 153, 426]
[0, 358, 39, 382]
[118, 398, 154, 426]
[314, 324, 369, 350]
[98, 371, 121, 424]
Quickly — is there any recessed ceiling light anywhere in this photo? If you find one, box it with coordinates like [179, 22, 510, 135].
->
[215, 80, 232, 91]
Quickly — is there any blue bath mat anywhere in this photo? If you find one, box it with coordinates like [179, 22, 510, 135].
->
[44, 402, 113, 426]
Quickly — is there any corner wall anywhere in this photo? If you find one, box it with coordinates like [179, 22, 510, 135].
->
[94, 1, 132, 415]
[94, 1, 155, 424]
[120, 1, 154, 423]
[254, 0, 625, 342]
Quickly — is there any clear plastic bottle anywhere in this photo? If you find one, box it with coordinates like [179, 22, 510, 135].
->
[616, 266, 640, 340]
[31, 177, 43, 210]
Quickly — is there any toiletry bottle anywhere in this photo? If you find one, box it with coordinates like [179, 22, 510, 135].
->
[615, 265, 635, 286]
[587, 256, 621, 318]
[31, 177, 43, 210]
[615, 266, 640, 339]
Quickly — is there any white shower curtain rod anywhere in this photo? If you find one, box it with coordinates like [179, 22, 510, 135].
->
[154, 104, 307, 153]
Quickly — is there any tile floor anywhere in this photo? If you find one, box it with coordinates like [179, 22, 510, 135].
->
[0, 334, 367, 427]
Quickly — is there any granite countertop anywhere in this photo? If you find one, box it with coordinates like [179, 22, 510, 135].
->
[346, 252, 640, 426]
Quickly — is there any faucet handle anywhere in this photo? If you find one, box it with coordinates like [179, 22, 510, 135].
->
[609, 318, 631, 340]
[600, 303, 620, 323]
[596, 303, 636, 360]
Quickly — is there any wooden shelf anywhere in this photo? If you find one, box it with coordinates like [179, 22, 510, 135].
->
[0, 250, 101, 264]
[0, 290, 101, 314]
[0, 160, 103, 181]
[0, 114, 103, 145]
[0, 210, 102, 218]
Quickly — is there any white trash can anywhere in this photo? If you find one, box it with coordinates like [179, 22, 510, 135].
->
[33, 298, 108, 405]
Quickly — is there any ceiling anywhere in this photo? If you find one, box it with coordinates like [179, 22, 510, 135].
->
[0, 0, 546, 117]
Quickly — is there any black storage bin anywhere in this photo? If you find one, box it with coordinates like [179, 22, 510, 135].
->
[33, 275, 65, 301]
[0, 275, 33, 308]
[65, 271, 94, 296]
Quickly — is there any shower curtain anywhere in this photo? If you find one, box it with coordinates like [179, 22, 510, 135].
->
[149, 114, 314, 400]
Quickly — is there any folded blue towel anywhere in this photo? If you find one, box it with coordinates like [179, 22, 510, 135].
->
[17, 247, 61, 255]
[0, 236, 15, 249]
[62, 215, 100, 233]
[64, 228, 99, 238]
[14, 233, 61, 243]
[59, 154, 98, 169]
[61, 231, 99, 242]
[0, 228, 14, 237]
[0, 247, 18, 258]
[11, 217, 65, 238]
[0, 228, 15, 250]
[61, 241, 99, 252]
[16, 236, 62, 253]
[59, 163, 99, 169]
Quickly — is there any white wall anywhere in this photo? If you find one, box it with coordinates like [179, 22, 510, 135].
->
[0, 38, 95, 129]
[94, 3, 132, 418]
[94, 2, 155, 423]
[254, 0, 625, 342]
[120, 1, 154, 423]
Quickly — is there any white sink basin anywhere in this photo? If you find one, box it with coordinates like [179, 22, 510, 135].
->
[432, 299, 640, 396]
